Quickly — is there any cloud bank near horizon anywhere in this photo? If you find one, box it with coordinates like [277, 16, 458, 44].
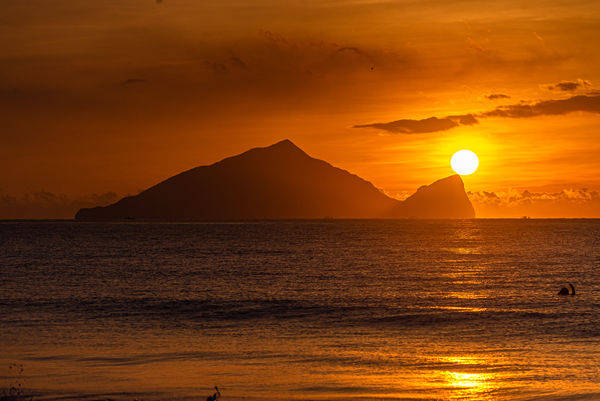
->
[0, 191, 119, 219]
[469, 188, 600, 218]
[3, 187, 600, 219]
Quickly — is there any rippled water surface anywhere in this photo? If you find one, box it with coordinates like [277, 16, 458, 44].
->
[1, 220, 599, 400]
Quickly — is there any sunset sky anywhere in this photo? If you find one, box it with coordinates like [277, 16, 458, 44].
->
[2, 0, 600, 218]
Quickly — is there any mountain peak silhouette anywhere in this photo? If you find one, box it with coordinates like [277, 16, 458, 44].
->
[215, 138, 309, 168]
[392, 174, 475, 218]
[75, 140, 475, 220]
[270, 138, 301, 150]
[238, 138, 305, 156]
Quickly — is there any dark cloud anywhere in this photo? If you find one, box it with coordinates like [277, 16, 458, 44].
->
[357, 94, 600, 134]
[552, 82, 579, 91]
[354, 117, 458, 134]
[337, 47, 366, 56]
[547, 79, 591, 91]
[230, 55, 247, 70]
[336, 46, 375, 71]
[354, 114, 477, 134]
[483, 94, 600, 118]
[486, 93, 510, 100]
[447, 114, 478, 125]
[258, 29, 294, 47]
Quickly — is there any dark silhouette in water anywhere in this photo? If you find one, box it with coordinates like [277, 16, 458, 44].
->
[206, 386, 220, 401]
[558, 283, 575, 296]
[75, 139, 475, 220]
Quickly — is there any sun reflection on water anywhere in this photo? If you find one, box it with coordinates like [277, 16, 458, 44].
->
[439, 306, 487, 312]
[448, 371, 489, 388]
[445, 291, 487, 300]
[442, 247, 483, 255]
[431, 356, 501, 400]
[445, 371, 497, 400]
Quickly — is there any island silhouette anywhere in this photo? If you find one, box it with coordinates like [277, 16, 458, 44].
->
[75, 139, 475, 219]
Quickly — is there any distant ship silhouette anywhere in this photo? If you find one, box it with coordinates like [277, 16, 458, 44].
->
[75, 139, 475, 220]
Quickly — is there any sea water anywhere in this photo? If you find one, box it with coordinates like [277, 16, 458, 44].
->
[1, 220, 599, 400]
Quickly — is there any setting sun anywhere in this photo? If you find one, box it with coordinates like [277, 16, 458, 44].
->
[451, 150, 479, 175]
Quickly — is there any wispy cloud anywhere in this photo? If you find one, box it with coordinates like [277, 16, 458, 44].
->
[337, 47, 366, 56]
[486, 93, 510, 100]
[230, 55, 247, 70]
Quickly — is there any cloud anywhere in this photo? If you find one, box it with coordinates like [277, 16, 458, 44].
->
[466, 37, 485, 53]
[469, 188, 600, 218]
[482, 94, 600, 118]
[486, 93, 510, 100]
[206, 55, 248, 72]
[547, 78, 591, 91]
[230, 55, 247, 70]
[354, 117, 458, 134]
[533, 32, 545, 44]
[447, 114, 478, 125]
[356, 93, 600, 134]
[258, 29, 294, 48]
[354, 114, 477, 134]
[0, 191, 118, 219]
[337, 47, 366, 56]
[475, 188, 600, 204]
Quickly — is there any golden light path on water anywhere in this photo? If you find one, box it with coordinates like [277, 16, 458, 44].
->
[314, 223, 523, 401]
[415, 229, 498, 400]
[349, 352, 508, 400]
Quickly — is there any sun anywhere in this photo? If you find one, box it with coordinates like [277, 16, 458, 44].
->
[451, 150, 479, 175]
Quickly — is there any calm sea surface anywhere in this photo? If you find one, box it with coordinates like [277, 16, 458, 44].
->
[1, 220, 599, 401]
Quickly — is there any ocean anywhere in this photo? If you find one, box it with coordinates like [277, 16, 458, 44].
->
[1, 220, 599, 401]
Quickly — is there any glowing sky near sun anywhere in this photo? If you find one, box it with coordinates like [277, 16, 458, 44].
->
[2, 0, 600, 217]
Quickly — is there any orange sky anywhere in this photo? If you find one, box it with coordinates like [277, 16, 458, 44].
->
[2, 0, 600, 218]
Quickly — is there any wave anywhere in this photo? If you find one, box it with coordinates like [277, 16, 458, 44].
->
[1, 296, 589, 334]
